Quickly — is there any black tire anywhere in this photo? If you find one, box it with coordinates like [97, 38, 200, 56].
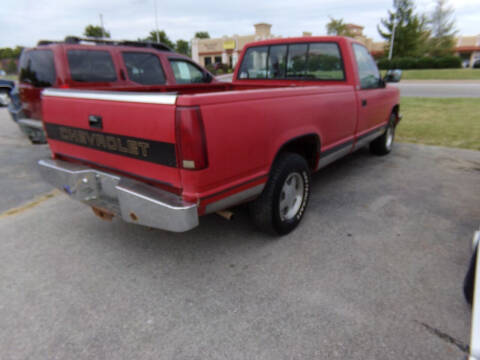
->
[249, 152, 311, 236]
[370, 113, 396, 156]
[464, 245, 478, 305]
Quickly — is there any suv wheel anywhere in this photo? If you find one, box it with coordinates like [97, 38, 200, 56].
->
[370, 113, 396, 156]
[249, 152, 311, 235]
[0, 90, 11, 107]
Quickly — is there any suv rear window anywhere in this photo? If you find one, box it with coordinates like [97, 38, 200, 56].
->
[122, 52, 166, 85]
[19, 50, 56, 87]
[67, 50, 117, 82]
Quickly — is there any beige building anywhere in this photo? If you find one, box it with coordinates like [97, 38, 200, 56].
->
[344, 23, 385, 57]
[192, 23, 278, 68]
[192, 22, 479, 67]
[191, 22, 385, 68]
[455, 35, 480, 67]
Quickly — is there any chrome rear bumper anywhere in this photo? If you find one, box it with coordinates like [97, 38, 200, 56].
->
[38, 159, 198, 232]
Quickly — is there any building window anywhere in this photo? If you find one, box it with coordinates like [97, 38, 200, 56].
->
[214, 56, 222, 64]
[204, 57, 212, 66]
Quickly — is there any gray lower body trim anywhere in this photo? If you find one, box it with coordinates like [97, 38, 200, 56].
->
[353, 126, 386, 151]
[38, 159, 198, 232]
[204, 183, 265, 214]
[316, 144, 352, 171]
[316, 125, 386, 171]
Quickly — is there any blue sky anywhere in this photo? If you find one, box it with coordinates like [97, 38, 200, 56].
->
[0, 0, 478, 47]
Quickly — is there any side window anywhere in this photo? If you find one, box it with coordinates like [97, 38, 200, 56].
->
[67, 50, 117, 82]
[19, 50, 56, 87]
[352, 44, 381, 89]
[306, 43, 344, 80]
[267, 45, 287, 79]
[122, 52, 166, 85]
[169, 60, 206, 84]
[286, 44, 308, 78]
[238, 46, 268, 79]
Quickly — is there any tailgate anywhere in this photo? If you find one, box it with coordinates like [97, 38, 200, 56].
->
[42, 89, 181, 189]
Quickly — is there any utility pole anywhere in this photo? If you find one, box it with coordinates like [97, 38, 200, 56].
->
[154, 0, 160, 43]
[388, 16, 398, 60]
[99, 14, 105, 38]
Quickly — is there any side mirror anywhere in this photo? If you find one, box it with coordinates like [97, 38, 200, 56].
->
[204, 72, 213, 83]
[384, 69, 402, 83]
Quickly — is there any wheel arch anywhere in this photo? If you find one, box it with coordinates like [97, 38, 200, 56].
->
[391, 104, 400, 125]
[270, 133, 321, 172]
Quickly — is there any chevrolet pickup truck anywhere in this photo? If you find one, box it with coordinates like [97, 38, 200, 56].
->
[38, 36, 401, 235]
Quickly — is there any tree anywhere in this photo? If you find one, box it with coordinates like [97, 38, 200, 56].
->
[378, 0, 429, 58]
[175, 39, 190, 56]
[0, 46, 23, 60]
[84, 24, 110, 38]
[144, 30, 175, 49]
[6, 59, 17, 74]
[194, 31, 210, 39]
[428, 0, 456, 56]
[326, 18, 354, 37]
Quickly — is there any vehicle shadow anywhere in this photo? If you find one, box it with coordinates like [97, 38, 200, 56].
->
[91, 146, 384, 266]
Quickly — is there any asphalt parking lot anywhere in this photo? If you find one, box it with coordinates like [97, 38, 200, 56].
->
[1, 108, 479, 359]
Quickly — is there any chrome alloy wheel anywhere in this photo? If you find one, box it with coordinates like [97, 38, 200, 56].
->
[279, 172, 305, 221]
[385, 123, 394, 150]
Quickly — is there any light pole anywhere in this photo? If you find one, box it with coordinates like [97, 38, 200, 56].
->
[99, 14, 105, 38]
[154, 0, 160, 43]
[388, 16, 398, 60]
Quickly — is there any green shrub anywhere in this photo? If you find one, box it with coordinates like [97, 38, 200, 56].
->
[377, 58, 391, 70]
[396, 57, 417, 69]
[416, 57, 437, 69]
[436, 56, 461, 69]
[376, 56, 462, 70]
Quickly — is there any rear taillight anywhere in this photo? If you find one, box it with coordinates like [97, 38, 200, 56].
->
[175, 106, 208, 170]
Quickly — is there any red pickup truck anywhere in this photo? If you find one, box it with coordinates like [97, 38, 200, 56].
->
[39, 36, 401, 235]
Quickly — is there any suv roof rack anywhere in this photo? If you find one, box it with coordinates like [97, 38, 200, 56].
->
[37, 36, 173, 52]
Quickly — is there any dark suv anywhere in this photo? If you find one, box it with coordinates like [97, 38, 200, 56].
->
[9, 37, 217, 143]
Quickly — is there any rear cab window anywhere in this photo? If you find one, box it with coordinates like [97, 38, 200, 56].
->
[168, 59, 207, 84]
[19, 49, 56, 87]
[66, 49, 117, 83]
[238, 42, 345, 81]
[122, 52, 166, 85]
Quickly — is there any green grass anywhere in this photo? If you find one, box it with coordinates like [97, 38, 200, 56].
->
[399, 69, 480, 80]
[397, 97, 480, 151]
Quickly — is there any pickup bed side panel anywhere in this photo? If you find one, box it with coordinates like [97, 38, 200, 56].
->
[180, 86, 357, 213]
[42, 95, 182, 189]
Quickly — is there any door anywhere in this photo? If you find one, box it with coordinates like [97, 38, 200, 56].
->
[352, 43, 391, 137]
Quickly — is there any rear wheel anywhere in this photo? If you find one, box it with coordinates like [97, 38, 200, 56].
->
[370, 113, 396, 155]
[249, 152, 311, 235]
[0, 90, 11, 107]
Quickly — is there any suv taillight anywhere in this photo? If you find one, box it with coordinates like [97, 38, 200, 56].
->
[175, 106, 208, 170]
